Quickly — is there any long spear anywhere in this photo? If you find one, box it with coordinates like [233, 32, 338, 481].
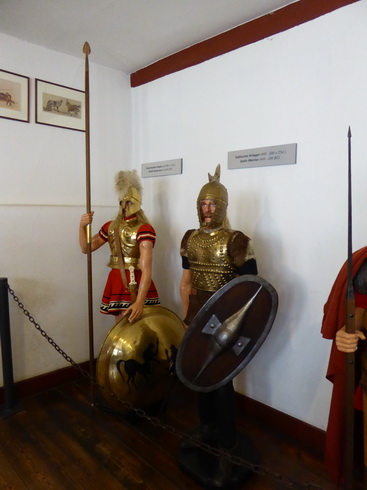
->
[344, 126, 355, 488]
[83, 41, 95, 404]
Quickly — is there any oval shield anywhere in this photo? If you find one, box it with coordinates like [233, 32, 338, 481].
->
[176, 275, 278, 392]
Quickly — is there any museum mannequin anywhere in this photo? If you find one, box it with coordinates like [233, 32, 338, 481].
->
[79, 169, 160, 324]
[322, 246, 367, 483]
[179, 164, 257, 485]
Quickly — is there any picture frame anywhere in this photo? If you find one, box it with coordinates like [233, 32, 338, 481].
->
[0, 69, 30, 123]
[35, 79, 85, 131]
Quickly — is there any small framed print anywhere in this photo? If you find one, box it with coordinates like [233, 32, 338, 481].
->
[0, 69, 30, 123]
[35, 79, 85, 132]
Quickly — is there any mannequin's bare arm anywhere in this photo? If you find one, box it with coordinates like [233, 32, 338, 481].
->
[79, 212, 105, 253]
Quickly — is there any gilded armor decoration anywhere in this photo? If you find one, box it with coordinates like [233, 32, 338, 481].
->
[106, 216, 143, 270]
[186, 229, 238, 291]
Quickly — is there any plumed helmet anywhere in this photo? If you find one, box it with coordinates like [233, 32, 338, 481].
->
[197, 164, 228, 229]
[115, 169, 142, 217]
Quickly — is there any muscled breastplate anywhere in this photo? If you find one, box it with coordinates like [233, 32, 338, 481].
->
[186, 228, 237, 292]
[107, 216, 143, 269]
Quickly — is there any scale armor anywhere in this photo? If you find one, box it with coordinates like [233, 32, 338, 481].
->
[182, 228, 250, 292]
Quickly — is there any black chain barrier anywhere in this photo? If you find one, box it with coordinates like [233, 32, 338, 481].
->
[7, 285, 324, 490]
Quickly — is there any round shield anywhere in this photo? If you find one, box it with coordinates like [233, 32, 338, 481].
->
[96, 306, 185, 412]
[176, 275, 278, 393]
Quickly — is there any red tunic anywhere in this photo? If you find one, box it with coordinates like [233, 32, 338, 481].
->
[98, 219, 160, 315]
[321, 246, 367, 483]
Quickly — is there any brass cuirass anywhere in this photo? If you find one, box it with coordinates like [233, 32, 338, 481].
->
[107, 216, 143, 269]
[186, 229, 238, 292]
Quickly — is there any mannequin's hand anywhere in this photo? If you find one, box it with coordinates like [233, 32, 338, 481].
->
[336, 326, 366, 352]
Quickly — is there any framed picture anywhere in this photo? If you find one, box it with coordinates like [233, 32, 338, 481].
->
[35, 79, 85, 131]
[0, 69, 30, 123]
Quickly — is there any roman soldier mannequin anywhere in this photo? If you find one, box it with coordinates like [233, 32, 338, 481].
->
[322, 247, 367, 484]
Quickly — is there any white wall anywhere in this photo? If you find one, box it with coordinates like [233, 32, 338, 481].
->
[131, 1, 367, 431]
[1, 1, 366, 433]
[0, 33, 132, 380]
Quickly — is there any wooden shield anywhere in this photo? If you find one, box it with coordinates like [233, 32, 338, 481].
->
[176, 275, 278, 392]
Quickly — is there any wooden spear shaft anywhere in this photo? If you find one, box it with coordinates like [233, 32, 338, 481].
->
[83, 41, 95, 404]
[344, 126, 355, 488]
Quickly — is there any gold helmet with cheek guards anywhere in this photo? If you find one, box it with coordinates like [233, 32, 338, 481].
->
[115, 170, 142, 218]
[197, 164, 228, 229]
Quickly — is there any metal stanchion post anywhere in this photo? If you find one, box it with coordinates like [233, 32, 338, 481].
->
[0, 277, 23, 418]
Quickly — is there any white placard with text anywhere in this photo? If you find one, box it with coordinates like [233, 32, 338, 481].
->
[142, 158, 182, 177]
[228, 143, 297, 169]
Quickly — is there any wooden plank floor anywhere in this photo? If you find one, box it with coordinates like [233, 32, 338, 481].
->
[0, 377, 361, 489]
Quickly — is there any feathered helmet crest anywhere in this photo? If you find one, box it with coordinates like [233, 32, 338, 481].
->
[115, 169, 143, 217]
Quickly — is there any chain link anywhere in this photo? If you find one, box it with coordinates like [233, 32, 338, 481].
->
[7, 285, 324, 489]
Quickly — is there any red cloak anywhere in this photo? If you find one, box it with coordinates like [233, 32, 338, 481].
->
[321, 246, 367, 483]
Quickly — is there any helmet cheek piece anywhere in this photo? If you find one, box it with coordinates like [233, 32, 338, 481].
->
[120, 198, 141, 217]
[210, 200, 227, 229]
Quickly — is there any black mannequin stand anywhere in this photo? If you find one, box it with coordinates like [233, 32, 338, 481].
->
[178, 432, 256, 488]
[178, 383, 257, 488]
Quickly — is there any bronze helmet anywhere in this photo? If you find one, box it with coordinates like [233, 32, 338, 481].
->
[115, 169, 142, 217]
[197, 164, 228, 229]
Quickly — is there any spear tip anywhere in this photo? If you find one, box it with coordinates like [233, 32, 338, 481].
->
[83, 42, 91, 55]
[348, 126, 352, 138]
